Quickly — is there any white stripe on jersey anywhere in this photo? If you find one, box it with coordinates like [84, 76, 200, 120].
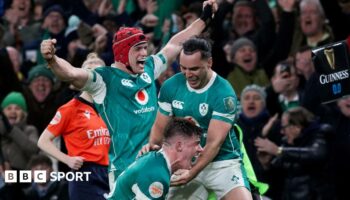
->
[158, 102, 173, 114]
[132, 184, 151, 200]
[82, 71, 107, 104]
[212, 111, 235, 121]
[152, 54, 167, 80]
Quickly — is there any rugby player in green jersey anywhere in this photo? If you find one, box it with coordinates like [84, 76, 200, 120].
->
[115, 118, 202, 200]
[141, 37, 252, 199]
[40, 1, 218, 199]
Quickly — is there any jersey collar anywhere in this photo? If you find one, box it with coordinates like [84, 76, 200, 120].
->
[186, 72, 217, 94]
[159, 149, 171, 174]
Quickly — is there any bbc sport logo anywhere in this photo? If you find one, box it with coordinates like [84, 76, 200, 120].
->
[4, 170, 91, 183]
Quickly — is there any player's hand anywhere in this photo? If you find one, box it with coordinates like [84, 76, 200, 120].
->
[137, 143, 160, 158]
[66, 156, 85, 170]
[203, 0, 218, 15]
[170, 169, 194, 186]
[40, 39, 57, 61]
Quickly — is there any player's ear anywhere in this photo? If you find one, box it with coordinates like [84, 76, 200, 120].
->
[175, 141, 183, 152]
[207, 57, 213, 68]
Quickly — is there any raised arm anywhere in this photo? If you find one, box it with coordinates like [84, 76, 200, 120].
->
[40, 39, 89, 89]
[159, 0, 218, 63]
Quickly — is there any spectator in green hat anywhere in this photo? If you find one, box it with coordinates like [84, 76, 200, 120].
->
[1, 92, 28, 125]
[27, 64, 55, 103]
[0, 91, 39, 170]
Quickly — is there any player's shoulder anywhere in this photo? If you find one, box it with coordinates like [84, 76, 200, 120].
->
[139, 152, 166, 167]
[57, 98, 78, 111]
[93, 65, 110, 73]
[163, 73, 185, 86]
[57, 97, 85, 117]
[211, 74, 236, 94]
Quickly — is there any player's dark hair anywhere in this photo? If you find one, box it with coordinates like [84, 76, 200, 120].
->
[164, 118, 202, 141]
[181, 36, 212, 60]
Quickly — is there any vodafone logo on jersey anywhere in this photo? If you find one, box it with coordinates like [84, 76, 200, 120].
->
[50, 111, 61, 125]
[135, 89, 149, 105]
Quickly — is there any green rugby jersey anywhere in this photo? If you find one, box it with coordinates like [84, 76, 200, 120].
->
[158, 72, 241, 161]
[115, 151, 171, 200]
[82, 54, 167, 175]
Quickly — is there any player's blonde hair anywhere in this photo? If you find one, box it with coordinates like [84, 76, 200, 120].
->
[81, 53, 106, 70]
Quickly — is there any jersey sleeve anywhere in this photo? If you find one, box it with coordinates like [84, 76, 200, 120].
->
[148, 53, 167, 80]
[133, 170, 169, 199]
[157, 79, 174, 116]
[81, 69, 107, 104]
[211, 84, 239, 124]
[46, 104, 72, 137]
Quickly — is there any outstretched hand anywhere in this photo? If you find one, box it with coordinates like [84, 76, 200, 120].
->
[203, 0, 218, 16]
[40, 39, 57, 61]
[170, 169, 194, 186]
[137, 143, 160, 158]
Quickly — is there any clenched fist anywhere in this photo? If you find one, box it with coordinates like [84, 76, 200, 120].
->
[40, 39, 57, 61]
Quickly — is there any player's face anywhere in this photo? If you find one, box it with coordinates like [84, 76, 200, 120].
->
[128, 42, 148, 74]
[180, 135, 202, 169]
[180, 51, 212, 89]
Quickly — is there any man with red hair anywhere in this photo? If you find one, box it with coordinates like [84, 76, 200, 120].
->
[40, 1, 217, 199]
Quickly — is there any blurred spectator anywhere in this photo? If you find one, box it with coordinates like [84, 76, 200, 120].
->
[266, 60, 301, 115]
[319, 0, 350, 42]
[1, 0, 41, 49]
[236, 84, 283, 199]
[33, 0, 45, 22]
[255, 106, 334, 200]
[6, 46, 24, 81]
[0, 54, 73, 134]
[297, 46, 329, 117]
[0, 92, 39, 170]
[0, 47, 22, 102]
[24, 154, 69, 200]
[22, 4, 68, 74]
[230, 0, 276, 60]
[24, 65, 61, 133]
[295, 46, 314, 81]
[290, 0, 334, 55]
[226, 37, 269, 97]
[237, 85, 271, 179]
[322, 96, 350, 200]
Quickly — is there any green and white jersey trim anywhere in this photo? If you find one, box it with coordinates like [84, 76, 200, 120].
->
[151, 54, 167, 79]
[158, 71, 242, 161]
[132, 184, 151, 200]
[81, 53, 167, 179]
[212, 111, 236, 122]
[186, 71, 217, 93]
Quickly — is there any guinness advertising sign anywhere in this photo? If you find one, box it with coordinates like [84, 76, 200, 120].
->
[312, 41, 350, 104]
